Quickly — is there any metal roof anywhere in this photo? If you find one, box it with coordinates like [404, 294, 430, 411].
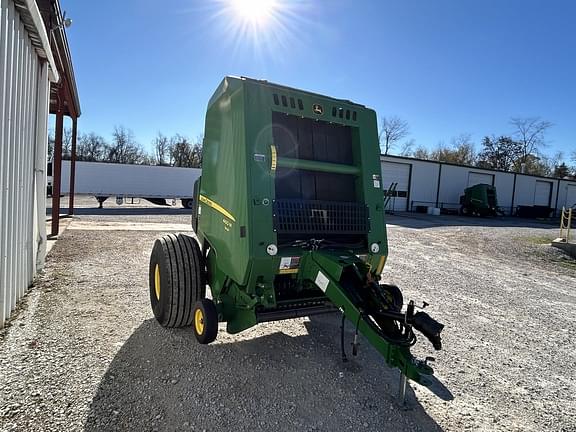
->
[12, 0, 59, 82]
[35, 0, 81, 117]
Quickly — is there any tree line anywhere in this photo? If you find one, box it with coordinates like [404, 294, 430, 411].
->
[48, 126, 203, 168]
[379, 116, 574, 179]
[49, 116, 574, 178]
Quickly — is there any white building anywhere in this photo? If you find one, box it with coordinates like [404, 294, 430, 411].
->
[0, 0, 79, 326]
[381, 155, 576, 215]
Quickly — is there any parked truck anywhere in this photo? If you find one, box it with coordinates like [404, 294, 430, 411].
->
[60, 160, 201, 208]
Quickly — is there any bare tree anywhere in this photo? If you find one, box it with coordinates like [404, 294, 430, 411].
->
[47, 130, 55, 161]
[169, 134, 193, 167]
[153, 132, 170, 166]
[447, 133, 476, 165]
[47, 128, 73, 160]
[168, 134, 203, 168]
[536, 151, 563, 177]
[106, 125, 145, 164]
[510, 117, 552, 164]
[190, 134, 203, 168]
[399, 139, 415, 157]
[62, 127, 73, 160]
[379, 116, 410, 155]
[477, 136, 522, 171]
[553, 162, 571, 179]
[77, 132, 106, 162]
[413, 135, 477, 165]
[139, 153, 156, 166]
[412, 145, 430, 160]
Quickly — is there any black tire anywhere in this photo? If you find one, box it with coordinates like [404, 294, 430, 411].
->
[149, 233, 206, 328]
[182, 199, 194, 209]
[192, 299, 218, 344]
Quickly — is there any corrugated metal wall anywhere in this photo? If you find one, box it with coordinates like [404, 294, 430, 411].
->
[0, 0, 50, 325]
[381, 155, 576, 215]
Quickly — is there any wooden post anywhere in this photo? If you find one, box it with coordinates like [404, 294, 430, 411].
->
[68, 116, 77, 215]
[50, 97, 64, 237]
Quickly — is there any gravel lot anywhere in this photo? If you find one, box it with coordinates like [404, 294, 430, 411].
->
[0, 195, 574, 431]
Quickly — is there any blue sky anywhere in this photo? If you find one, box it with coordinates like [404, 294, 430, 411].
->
[61, 0, 575, 159]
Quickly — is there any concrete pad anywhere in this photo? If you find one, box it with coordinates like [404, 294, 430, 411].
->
[552, 239, 576, 258]
[67, 220, 193, 232]
[45, 217, 73, 256]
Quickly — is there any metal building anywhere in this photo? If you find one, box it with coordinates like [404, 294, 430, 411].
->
[381, 155, 576, 215]
[0, 0, 79, 326]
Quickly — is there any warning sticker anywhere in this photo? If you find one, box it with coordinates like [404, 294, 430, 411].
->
[373, 180, 381, 189]
[279, 256, 300, 274]
[315, 271, 330, 292]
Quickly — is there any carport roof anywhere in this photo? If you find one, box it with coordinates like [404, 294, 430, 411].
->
[12, 0, 59, 82]
[35, 0, 81, 118]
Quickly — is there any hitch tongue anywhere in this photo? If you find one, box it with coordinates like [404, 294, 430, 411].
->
[352, 333, 359, 356]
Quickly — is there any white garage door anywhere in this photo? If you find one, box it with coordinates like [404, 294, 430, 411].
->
[381, 161, 410, 211]
[565, 184, 576, 208]
[468, 172, 494, 187]
[534, 181, 552, 206]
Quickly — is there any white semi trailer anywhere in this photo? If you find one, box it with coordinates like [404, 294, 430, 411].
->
[60, 160, 201, 208]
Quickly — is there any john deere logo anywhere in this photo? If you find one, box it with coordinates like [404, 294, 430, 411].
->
[312, 104, 324, 115]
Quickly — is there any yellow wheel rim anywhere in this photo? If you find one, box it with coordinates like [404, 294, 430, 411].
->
[154, 264, 161, 300]
[195, 308, 205, 335]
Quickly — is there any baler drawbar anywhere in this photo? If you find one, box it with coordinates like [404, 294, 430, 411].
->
[148, 76, 445, 399]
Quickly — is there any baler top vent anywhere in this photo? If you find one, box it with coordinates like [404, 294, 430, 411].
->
[273, 93, 304, 112]
[331, 107, 357, 122]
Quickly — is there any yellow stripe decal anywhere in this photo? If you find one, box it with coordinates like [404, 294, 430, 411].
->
[376, 256, 387, 274]
[279, 268, 299, 275]
[270, 145, 277, 171]
[199, 195, 236, 222]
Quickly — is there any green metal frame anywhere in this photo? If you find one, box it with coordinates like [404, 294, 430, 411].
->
[297, 251, 433, 384]
[195, 76, 437, 386]
[462, 183, 498, 214]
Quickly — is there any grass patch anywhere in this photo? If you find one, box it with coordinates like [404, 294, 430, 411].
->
[522, 235, 554, 245]
[559, 260, 576, 270]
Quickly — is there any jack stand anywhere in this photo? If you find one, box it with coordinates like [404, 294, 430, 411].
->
[340, 313, 348, 363]
[398, 371, 408, 407]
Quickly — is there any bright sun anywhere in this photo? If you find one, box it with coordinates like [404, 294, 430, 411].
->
[210, 0, 309, 57]
[229, 0, 278, 25]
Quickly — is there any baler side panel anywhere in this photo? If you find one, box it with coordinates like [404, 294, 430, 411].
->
[200, 79, 251, 286]
[359, 109, 389, 263]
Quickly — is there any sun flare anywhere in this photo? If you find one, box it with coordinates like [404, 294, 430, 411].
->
[209, 0, 311, 59]
[230, 0, 278, 25]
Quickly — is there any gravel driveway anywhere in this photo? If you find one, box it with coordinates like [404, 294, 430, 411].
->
[0, 197, 574, 431]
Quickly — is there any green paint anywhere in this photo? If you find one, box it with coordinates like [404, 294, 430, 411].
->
[194, 76, 436, 385]
[277, 156, 362, 175]
[460, 183, 499, 216]
[297, 251, 433, 384]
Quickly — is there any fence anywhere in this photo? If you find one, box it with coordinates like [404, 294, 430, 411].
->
[559, 207, 573, 243]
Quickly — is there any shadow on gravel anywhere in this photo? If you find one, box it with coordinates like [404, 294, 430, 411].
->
[85, 316, 445, 432]
[423, 375, 454, 402]
[47, 207, 191, 216]
[387, 213, 558, 229]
